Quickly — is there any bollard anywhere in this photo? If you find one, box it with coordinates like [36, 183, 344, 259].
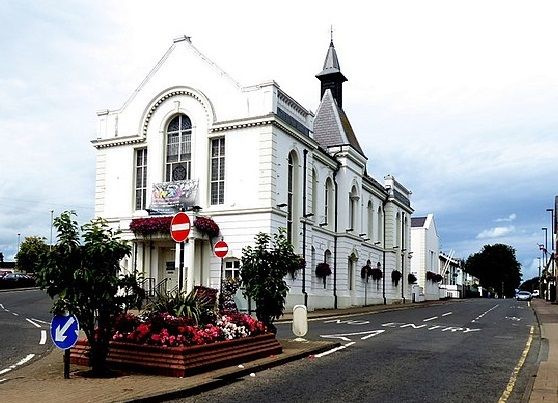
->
[292, 305, 308, 340]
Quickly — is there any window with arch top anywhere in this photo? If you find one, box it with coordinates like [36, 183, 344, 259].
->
[165, 114, 192, 181]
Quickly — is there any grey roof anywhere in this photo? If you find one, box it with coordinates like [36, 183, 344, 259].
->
[411, 217, 427, 228]
[316, 41, 343, 78]
[313, 90, 364, 156]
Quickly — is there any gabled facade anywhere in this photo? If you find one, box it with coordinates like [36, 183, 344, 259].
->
[410, 214, 440, 300]
[93, 36, 413, 310]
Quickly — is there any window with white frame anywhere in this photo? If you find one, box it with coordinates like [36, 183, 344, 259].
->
[224, 258, 241, 279]
[287, 152, 294, 243]
[165, 114, 192, 181]
[134, 148, 148, 210]
[325, 177, 334, 227]
[311, 169, 317, 218]
[210, 137, 225, 205]
[367, 201, 373, 239]
[377, 206, 383, 244]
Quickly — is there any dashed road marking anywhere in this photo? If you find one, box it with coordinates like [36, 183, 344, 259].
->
[39, 330, 47, 345]
[31, 318, 50, 325]
[442, 312, 452, 317]
[25, 318, 41, 328]
[11, 312, 19, 316]
[472, 304, 499, 322]
[423, 316, 437, 322]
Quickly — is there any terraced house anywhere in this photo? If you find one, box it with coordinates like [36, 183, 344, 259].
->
[92, 36, 414, 310]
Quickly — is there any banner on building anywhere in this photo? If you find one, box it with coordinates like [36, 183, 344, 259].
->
[149, 179, 198, 214]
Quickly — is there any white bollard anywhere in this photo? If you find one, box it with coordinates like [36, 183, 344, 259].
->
[292, 304, 308, 340]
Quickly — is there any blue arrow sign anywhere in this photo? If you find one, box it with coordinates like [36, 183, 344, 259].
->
[50, 314, 80, 350]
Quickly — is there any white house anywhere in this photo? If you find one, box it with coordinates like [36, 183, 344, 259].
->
[410, 214, 440, 300]
[92, 36, 414, 311]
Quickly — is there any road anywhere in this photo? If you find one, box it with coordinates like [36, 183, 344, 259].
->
[173, 299, 539, 403]
[0, 289, 53, 381]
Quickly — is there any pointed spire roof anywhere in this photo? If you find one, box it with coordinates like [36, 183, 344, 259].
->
[316, 40, 347, 80]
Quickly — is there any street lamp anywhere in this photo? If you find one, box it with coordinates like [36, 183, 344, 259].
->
[50, 210, 54, 251]
[542, 227, 548, 269]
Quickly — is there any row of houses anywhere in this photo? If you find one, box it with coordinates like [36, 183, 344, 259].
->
[93, 36, 475, 311]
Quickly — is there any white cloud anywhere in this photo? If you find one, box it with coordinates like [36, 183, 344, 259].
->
[495, 214, 517, 223]
[476, 226, 515, 239]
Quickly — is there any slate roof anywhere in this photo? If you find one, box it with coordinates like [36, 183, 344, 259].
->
[313, 90, 364, 156]
[316, 40, 345, 79]
[411, 217, 427, 228]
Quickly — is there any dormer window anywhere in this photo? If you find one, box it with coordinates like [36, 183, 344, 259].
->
[166, 114, 192, 181]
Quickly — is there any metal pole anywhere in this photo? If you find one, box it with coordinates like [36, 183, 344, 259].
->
[50, 210, 54, 251]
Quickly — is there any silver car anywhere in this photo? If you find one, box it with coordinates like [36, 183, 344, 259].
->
[516, 291, 532, 301]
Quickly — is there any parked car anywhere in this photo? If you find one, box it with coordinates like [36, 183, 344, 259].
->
[516, 291, 532, 301]
[0, 273, 36, 289]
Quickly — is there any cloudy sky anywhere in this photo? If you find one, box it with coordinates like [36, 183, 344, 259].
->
[1, 0, 556, 281]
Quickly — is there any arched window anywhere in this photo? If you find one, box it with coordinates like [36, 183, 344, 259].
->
[287, 151, 300, 246]
[348, 185, 359, 230]
[311, 169, 317, 218]
[377, 206, 383, 245]
[165, 114, 192, 181]
[367, 201, 373, 239]
[324, 177, 334, 228]
[395, 212, 402, 269]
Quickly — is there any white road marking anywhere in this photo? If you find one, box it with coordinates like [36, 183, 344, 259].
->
[382, 322, 481, 334]
[321, 330, 385, 341]
[39, 330, 47, 345]
[314, 342, 355, 358]
[423, 316, 438, 322]
[11, 312, 19, 316]
[442, 312, 452, 317]
[323, 319, 370, 325]
[26, 318, 42, 328]
[0, 379, 6, 383]
[0, 354, 35, 375]
[360, 330, 385, 340]
[472, 304, 499, 322]
[31, 318, 50, 325]
[0, 303, 4, 309]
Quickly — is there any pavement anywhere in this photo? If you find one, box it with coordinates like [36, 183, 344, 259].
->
[0, 298, 557, 402]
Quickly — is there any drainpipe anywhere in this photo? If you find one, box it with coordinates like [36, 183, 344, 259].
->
[332, 151, 342, 309]
[401, 212, 405, 303]
[382, 191, 389, 305]
[302, 149, 309, 307]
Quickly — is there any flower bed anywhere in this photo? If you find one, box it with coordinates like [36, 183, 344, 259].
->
[70, 311, 282, 377]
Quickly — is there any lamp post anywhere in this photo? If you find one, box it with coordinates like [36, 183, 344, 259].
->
[542, 227, 548, 271]
[50, 210, 54, 251]
[16, 233, 21, 270]
[538, 257, 542, 298]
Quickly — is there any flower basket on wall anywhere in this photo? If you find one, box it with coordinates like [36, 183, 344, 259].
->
[287, 256, 305, 280]
[426, 271, 443, 283]
[408, 273, 417, 284]
[193, 216, 220, 238]
[391, 270, 402, 286]
[360, 260, 372, 281]
[370, 268, 382, 281]
[315, 262, 331, 287]
[129, 216, 173, 237]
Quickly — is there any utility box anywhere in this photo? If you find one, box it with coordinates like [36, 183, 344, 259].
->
[292, 305, 308, 337]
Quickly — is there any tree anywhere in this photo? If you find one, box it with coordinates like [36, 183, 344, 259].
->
[240, 229, 299, 333]
[36, 211, 144, 376]
[15, 236, 49, 273]
[464, 243, 522, 298]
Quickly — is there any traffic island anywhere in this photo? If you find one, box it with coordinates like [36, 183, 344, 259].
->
[70, 333, 283, 377]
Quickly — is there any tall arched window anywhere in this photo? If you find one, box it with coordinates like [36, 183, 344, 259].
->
[324, 177, 334, 228]
[395, 212, 402, 270]
[165, 114, 192, 181]
[377, 206, 383, 245]
[348, 185, 359, 230]
[287, 151, 300, 246]
[367, 201, 373, 239]
[311, 169, 317, 218]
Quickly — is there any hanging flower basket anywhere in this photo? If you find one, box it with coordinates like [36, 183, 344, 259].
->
[315, 262, 332, 278]
[391, 270, 402, 286]
[427, 271, 443, 282]
[408, 273, 417, 284]
[370, 268, 382, 281]
[287, 256, 305, 280]
[130, 216, 173, 237]
[193, 216, 220, 238]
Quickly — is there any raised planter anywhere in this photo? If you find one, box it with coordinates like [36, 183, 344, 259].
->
[70, 333, 282, 377]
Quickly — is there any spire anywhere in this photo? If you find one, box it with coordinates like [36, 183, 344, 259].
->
[316, 37, 348, 108]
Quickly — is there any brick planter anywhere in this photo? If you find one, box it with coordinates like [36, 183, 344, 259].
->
[70, 333, 282, 377]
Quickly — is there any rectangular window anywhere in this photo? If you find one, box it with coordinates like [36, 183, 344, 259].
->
[210, 138, 225, 205]
[224, 259, 240, 279]
[134, 148, 148, 210]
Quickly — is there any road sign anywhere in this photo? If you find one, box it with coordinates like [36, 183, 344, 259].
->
[214, 240, 229, 258]
[170, 212, 191, 242]
[51, 314, 80, 350]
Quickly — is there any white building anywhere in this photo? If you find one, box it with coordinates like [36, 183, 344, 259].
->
[410, 214, 440, 300]
[92, 36, 414, 310]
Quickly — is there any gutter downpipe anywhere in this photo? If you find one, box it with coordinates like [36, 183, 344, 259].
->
[332, 150, 342, 309]
[302, 149, 309, 307]
[382, 191, 389, 305]
[401, 212, 406, 304]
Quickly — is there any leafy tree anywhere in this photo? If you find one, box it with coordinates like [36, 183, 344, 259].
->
[520, 277, 540, 293]
[36, 212, 144, 376]
[464, 243, 522, 298]
[15, 236, 49, 273]
[0, 252, 4, 263]
[240, 229, 298, 333]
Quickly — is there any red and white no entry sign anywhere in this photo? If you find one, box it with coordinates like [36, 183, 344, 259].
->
[170, 212, 191, 242]
[214, 240, 229, 258]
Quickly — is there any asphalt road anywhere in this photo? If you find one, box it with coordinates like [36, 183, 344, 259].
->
[175, 299, 539, 403]
[0, 289, 53, 379]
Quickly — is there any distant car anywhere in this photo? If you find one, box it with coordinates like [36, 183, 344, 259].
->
[516, 291, 532, 301]
[0, 273, 35, 289]
[532, 290, 540, 298]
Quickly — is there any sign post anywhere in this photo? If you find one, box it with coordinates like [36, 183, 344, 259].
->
[50, 313, 80, 379]
[214, 240, 229, 294]
[171, 212, 191, 291]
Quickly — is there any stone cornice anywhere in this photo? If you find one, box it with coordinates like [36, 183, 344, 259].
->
[92, 135, 145, 149]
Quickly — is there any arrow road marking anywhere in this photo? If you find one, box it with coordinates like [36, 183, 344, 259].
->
[26, 318, 41, 328]
[321, 329, 386, 341]
[55, 317, 75, 342]
[314, 342, 356, 358]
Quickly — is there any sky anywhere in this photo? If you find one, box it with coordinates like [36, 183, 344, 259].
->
[0, 0, 557, 281]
